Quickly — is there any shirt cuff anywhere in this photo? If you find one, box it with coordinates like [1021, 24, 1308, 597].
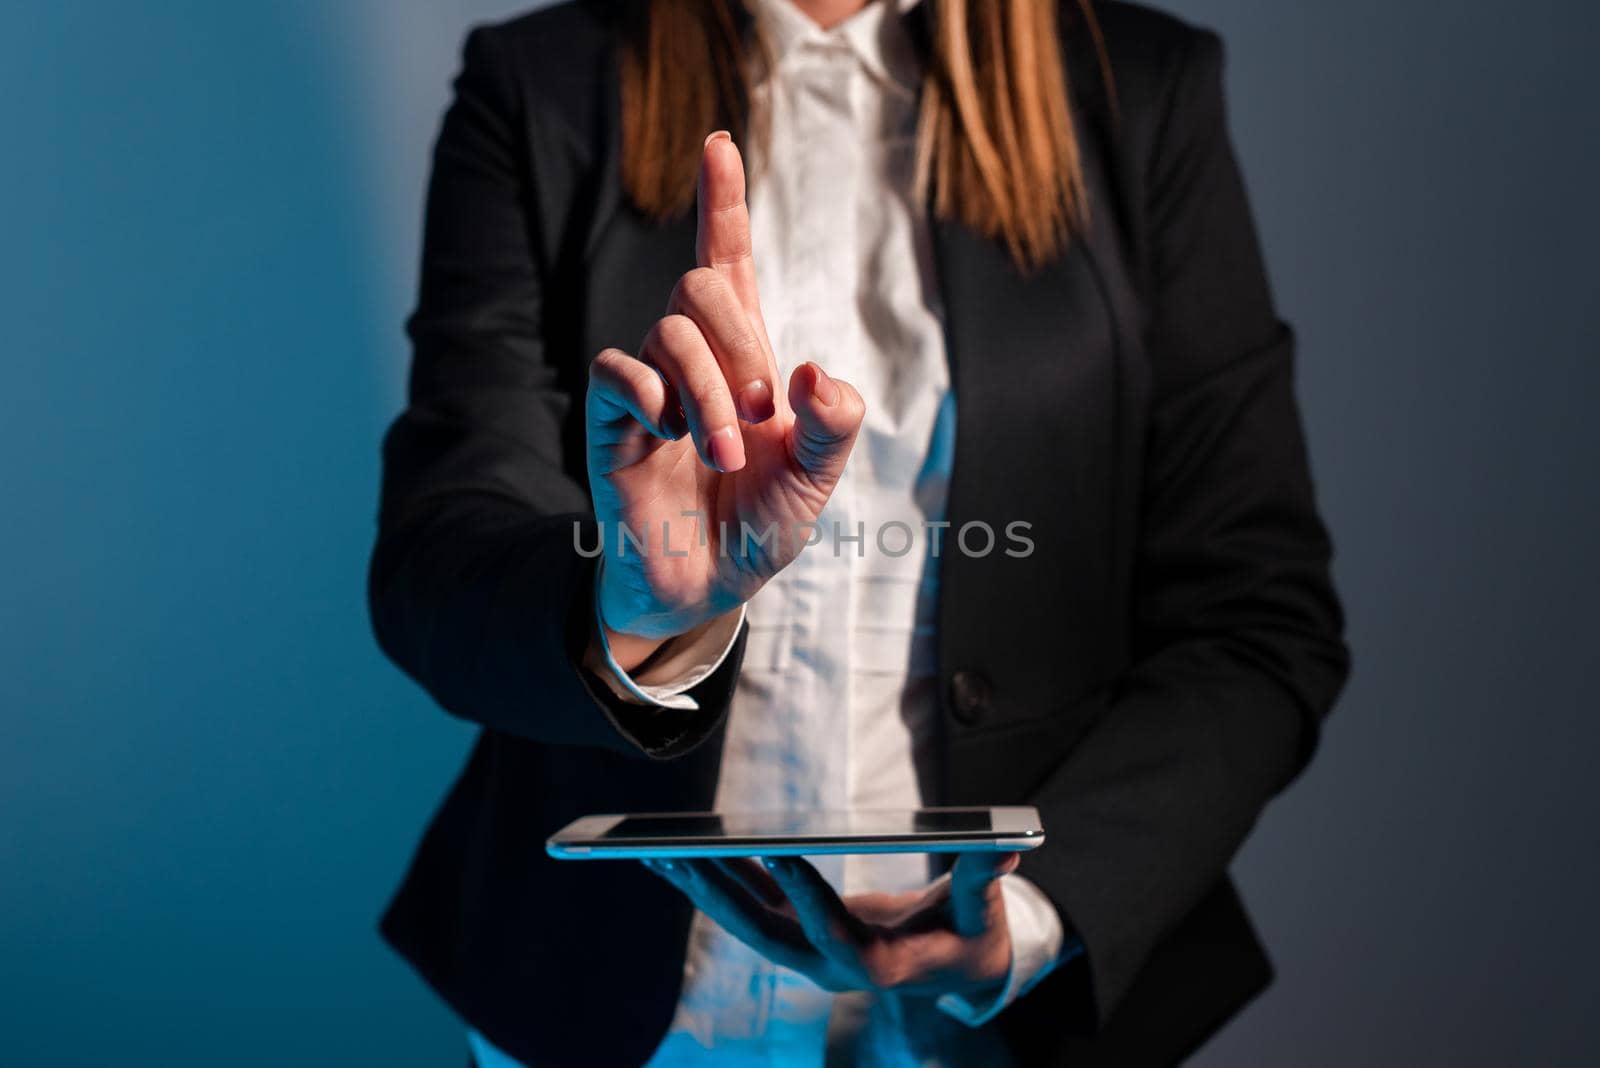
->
[936, 873, 1084, 1028]
[582, 563, 745, 711]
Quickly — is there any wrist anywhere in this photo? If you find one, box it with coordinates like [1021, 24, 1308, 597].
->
[601, 624, 667, 674]
[591, 566, 667, 673]
[594, 561, 746, 668]
[583, 564, 747, 711]
[592, 558, 732, 673]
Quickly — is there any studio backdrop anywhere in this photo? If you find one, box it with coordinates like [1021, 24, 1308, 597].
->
[2, 1, 1595, 1065]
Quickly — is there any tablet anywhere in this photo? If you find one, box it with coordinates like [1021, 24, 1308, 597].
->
[545, 806, 1043, 859]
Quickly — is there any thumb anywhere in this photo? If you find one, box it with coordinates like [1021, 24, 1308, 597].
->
[786, 362, 865, 492]
[950, 851, 1019, 937]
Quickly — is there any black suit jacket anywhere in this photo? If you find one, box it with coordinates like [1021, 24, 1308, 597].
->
[370, 2, 1349, 1065]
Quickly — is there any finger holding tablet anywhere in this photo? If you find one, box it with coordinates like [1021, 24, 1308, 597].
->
[636, 848, 1021, 998]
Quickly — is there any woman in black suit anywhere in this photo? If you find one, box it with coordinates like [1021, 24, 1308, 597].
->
[370, 1, 1348, 1064]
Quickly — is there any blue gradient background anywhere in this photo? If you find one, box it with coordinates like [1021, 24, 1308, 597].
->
[3, 2, 1596, 1064]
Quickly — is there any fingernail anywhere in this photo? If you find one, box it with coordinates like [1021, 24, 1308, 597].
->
[809, 362, 840, 407]
[735, 380, 775, 423]
[662, 406, 689, 439]
[706, 425, 743, 472]
[705, 130, 731, 147]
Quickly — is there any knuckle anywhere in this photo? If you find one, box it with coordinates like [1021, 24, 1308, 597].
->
[640, 321, 668, 358]
[590, 346, 628, 378]
[655, 313, 704, 355]
[797, 419, 850, 451]
[859, 946, 908, 990]
[684, 373, 731, 413]
[726, 326, 764, 367]
[710, 245, 753, 269]
[708, 206, 752, 259]
[655, 348, 728, 410]
[589, 349, 643, 402]
[666, 276, 690, 312]
[677, 266, 722, 306]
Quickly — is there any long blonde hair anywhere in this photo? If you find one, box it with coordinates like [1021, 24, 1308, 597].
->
[619, 0, 1111, 271]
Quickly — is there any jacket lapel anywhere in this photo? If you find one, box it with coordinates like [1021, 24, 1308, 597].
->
[930, 211, 1126, 769]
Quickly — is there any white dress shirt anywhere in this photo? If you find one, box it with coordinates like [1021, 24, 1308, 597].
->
[472, 2, 1069, 1065]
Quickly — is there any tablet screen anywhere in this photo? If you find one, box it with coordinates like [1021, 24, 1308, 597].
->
[599, 809, 996, 842]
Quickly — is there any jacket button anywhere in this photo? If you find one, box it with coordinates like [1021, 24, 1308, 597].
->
[949, 670, 993, 726]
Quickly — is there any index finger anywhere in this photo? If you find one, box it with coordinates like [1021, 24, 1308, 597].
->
[696, 132, 763, 321]
[762, 856, 867, 955]
[642, 859, 821, 974]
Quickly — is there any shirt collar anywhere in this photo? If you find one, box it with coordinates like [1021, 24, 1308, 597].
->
[753, 0, 924, 94]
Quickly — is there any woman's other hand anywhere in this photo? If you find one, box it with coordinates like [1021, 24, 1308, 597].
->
[641, 853, 1018, 1000]
[585, 132, 866, 669]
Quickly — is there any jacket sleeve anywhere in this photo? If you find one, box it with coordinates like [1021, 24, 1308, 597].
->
[367, 27, 741, 759]
[1017, 28, 1350, 1026]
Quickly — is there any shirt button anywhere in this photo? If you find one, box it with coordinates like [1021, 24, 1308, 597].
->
[948, 670, 993, 726]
